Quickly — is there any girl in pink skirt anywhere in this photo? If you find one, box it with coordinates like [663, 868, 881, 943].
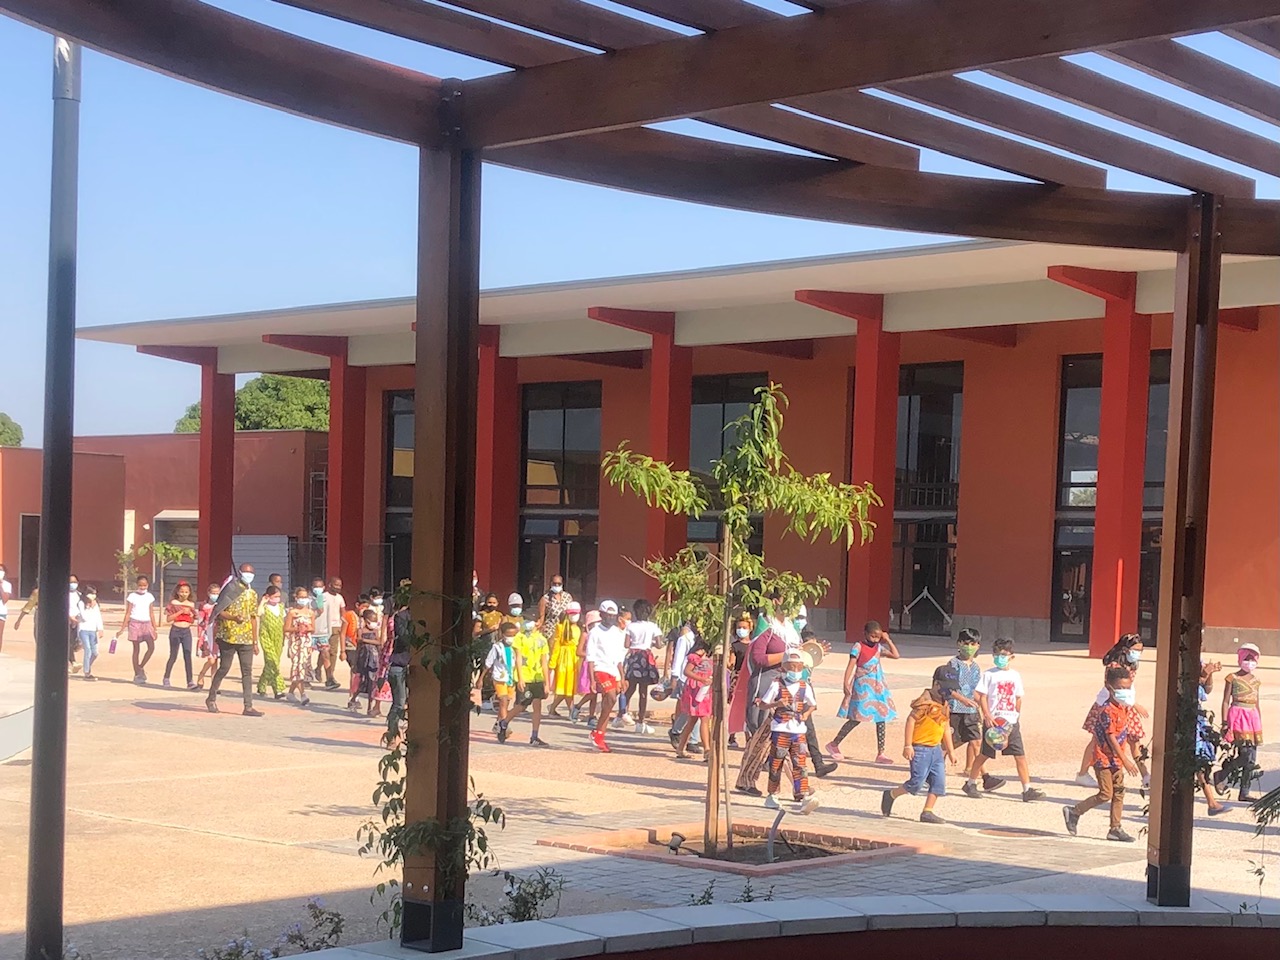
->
[1222, 643, 1263, 802]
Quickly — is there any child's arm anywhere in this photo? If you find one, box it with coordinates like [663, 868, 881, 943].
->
[1015, 695, 1023, 715]
[880, 633, 900, 659]
[1221, 681, 1232, 728]
[514, 649, 526, 691]
[974, 691, 992, 725]
[1110, 730, 1138, 775]
[902, 714, 917, 761]
[150, 600, 159, 633]
[841, 657, 856, 695]
[943, 725, 957, 765]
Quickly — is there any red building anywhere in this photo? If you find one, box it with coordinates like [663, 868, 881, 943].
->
[79, 241, 1280, 654]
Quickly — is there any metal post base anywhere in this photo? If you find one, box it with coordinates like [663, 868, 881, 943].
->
[401, 898, 465, 953]
[1146, 861, 1191, 906]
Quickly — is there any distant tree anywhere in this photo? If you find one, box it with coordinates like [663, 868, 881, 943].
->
[0, 412, 23, 447]
[174, 374, 330, 433]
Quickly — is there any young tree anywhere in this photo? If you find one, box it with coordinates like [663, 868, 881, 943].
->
[135, 541, 197, 599]
[0, 412, 24, 447]
[603, 383, 879, 854]
[174, 374, 330, 432]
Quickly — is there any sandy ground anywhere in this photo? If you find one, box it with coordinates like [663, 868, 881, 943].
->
[0, 615, 1274, 958]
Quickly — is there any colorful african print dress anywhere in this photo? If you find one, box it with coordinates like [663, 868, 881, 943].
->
[851, 649, 897, 723]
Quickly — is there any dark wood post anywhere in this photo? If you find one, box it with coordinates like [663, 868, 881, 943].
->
[402, 119, 481, 951]
[1146, 194, 1222, 907]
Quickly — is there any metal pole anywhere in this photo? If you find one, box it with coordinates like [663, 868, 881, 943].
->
[26, 36, 80, 960]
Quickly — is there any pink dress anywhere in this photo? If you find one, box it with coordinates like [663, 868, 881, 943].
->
[679, 652, 714, 719]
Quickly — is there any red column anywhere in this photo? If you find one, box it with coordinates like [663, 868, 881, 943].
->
[474, 326, 520, 592]
[328, 352, 367, 592]
[794, 291, 897, 641]
[198, 362, 235, 590]
[1049, 267, 1148, 656]
[646, 329, 693, 576]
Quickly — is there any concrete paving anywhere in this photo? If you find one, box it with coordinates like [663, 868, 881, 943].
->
[0, 618, 1274, 958]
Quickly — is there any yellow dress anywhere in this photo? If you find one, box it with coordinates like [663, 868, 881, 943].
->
[550, 621, 581, 697]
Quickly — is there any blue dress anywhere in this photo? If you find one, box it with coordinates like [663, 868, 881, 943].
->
[852, 649, 897, 723]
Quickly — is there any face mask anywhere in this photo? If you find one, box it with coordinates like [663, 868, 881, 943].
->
[266, 596, 280, 604]
[313, 587, 324, 597]
[1112, 688, 1136, 706]
[958, 645, 978, 659]
[1240, 659, 1257, 674]
[550, 584, 562, 594]
[735, 627, 749, 639]
[502, 636, 514, 646]
[208, 593, 219, 603]
[510, 607, 522, 616]
[1126, 648, 1142, 664]
[0, 569, 6, 578]
[70, 582, 79, 590]
[86, 594, 97, 602]
[472, 578, 478, 589]
[297, 597, 311, 607]
[566, 614, 579, 624]
[785, 670, 802, 683]
[523, 621, 536, 633]
[993, 654, 1011, 669]
[374, 598, 383, 607]
[485, 603, 497, 611]
[793, 618, 807, 631]
[240, 572, 254, 585]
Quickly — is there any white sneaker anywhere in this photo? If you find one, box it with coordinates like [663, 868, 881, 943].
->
[620, 714, 636, 727]
[611, 717, 627, 730]
[799, 796, 820, 815]
[639, 722, 656, 735]
[1074, 773, 1096, 788]
[763, 794, 780, 810]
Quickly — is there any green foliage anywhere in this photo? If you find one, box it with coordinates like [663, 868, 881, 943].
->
[0, 412, 22, 447]
[465, 868, 567, 926]
[135, 540, 197, 598]
[687, 880, 717, 906]
[194, 900, 344, 958]
[731, 879, 775, 903]
[174, 375, 330, 433]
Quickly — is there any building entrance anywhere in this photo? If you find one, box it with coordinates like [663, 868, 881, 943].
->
[1051, 521, 1161, 644]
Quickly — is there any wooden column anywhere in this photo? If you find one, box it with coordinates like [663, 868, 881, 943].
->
[1147, 195, 1222, 907]
[198, 361, 235, 590]
[402, 139, 481, 952]
[794, 291, 896, 641]
[1048, 267, 1149, 657]
[328, 349, 367, 592]
[474, 326, 519, 593]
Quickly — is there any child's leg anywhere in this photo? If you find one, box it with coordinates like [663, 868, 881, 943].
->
[1071, 767, 1109, 819]
[139, 636, 155, 669]
[637, 685, 648, 724]
[789, 734, 811, 800]
[164, 631, 181, 680]
[922, 791, 940, 813]
[82, 634, 98, 676]
[595, 691, 616, 735]
[131, 641, 142, 676]
[1014, 755, 1033, 787]
[965, 739, 980, 772]
[1077, 740, 1094, 777]
[1239, 742, 1258, 799]
[675, 718, 695, 756]
[531, 699, 543, 738]
[831, 717, 860, 746]
[875, 721, 887, 757]
[1107, 769, 1125, 830]
[766, 731, 787, 796]
[966, 753, 988, 782]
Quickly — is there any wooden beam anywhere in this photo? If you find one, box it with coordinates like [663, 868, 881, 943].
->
[1047, 265, 1138, 302]
[1219, 306, 1262, 331]
[936, 325, 1019, 348]
[701, 104, 918, 168]
[459, 0, 1280, 147]
[491, 128, 1187, 250]
[728, 339, 817, 360]
[995, 58, 1280, 178]
[261, 334, 348, 358]
[789, 91, 1105, 188]
[448, 0, 669, 49]
[587, 306, 676, 337]
[558, 351, 647, 369]
[1228, 20, 1280, 55]
[891, 76, 1255, 197]
[1147, 194, 1223, 908]
[274, 0, 580, 68]
[1109, 39, 1280, 127]
[615, 0, 776, 30]
[0, 0, 444, 145]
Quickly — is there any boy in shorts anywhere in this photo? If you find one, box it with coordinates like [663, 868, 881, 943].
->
[509, 618, 551, 747]
[949, 628, 1005, 791]
[882, 665, 960, 824]
[962, 637, 1045, 802]
[479, 620, 522, 743]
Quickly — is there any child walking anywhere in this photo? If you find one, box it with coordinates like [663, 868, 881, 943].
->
[547, 602, 582, 718]
[759, 650, 819, 813]
[256, 585, 287, 700]
[948, 628, 1001, 789]
[1221, 643, 1263, 802]
[1075, 634, 1149, 788]
[75, 586, 103, 681]
[349, 607, 384, 716]
[1064, 665, 1138, 842]
[882, 665, 960, 824]
[673, 637, 714, 760]
[827, 620, 898, 764]
[481, 621, 522, 744]
[162, 580, 198, 690]
[961, 637, 1045, 802]
[194, 581, 221, 690]
[284, 586, 316, 707]
[510, 618, 551, 746]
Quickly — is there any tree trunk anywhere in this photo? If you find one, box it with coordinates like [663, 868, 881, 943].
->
[703, 522, 732, 856]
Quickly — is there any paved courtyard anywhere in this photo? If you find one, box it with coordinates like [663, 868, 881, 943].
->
[0, 614, 1275, 958]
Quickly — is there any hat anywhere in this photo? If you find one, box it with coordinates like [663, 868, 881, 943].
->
[932, 664, 961, 691]
[1238, 642, 1261, 663]
[584, 609, 601, 627]
[796, 649, 814, 670]
[506, 592, 523, 606]
[784, 649, 805, 665]
[566, 601, 582, 614]
[795, 604, 808, 619]
[598, 599, 619, 615]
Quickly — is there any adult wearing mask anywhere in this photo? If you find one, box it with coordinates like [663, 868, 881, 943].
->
[318, 577, 346, 690]
[206, 564, 262, 716]
[536, 574, 573, 638]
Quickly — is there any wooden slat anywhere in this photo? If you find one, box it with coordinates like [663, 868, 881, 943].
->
[488, 127, 1194, 250]
[891, 76, 1255, 196]
[1227, 20, 1280, 55]
[459, 0, 1280, 147]
[791, 91, 1107, 188]
[274, 0, 579, 68]
[613, 1, 776, 30]
[703, 104, 918, 168]
[995, 59, 1280, 177]
[1109, 39, 1280, 126]
[447, 0, 670, 49]
[0, 0, 443, 144]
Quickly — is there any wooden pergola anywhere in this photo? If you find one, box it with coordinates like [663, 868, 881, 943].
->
[8, 0, 1280, 953]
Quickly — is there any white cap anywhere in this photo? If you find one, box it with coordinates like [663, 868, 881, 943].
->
[507, 592, 523, 606]
[796, 604, 808, 619]
[598, 599, 619, 615]
[1238, 642, 1261, 656]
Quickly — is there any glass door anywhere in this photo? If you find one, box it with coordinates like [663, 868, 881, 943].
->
[1051, 523, 1093, 643]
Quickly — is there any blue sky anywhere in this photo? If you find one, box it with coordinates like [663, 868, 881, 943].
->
[2, 1, 1277, 441]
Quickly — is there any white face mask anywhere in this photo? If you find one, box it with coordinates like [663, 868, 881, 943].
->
[568, 614, 580, 623]
[70, 582, 79, 590]
[296, 597, 311, 607]
[550, 584, 563, 594]
[373, 598, 383, 607]
[1112, 688, 1136, 706]
[735, 627, 749, 639]
[523, 621, 536, 633]
[240, 571, 255, 585]
[510, 606, 522, 616]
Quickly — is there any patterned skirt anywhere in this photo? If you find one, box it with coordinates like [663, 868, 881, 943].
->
[851, 657, 897, 723]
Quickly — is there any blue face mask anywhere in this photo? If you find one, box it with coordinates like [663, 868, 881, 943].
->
[313, 587, 324, 597]
[993, 654, 1011, 669]
[793, 618, 807, 630]
[1112, 688, 1136, 706]
[785, 670, 802, 683]
[1126, 648, 1142, 664]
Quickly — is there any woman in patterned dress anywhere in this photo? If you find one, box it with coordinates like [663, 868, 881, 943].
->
[256, 585, 287, 700]
[283, 586, 316, 707]
[536, 575, 573, 638]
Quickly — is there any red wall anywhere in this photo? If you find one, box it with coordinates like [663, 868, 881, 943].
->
[0, 448, 125, 595]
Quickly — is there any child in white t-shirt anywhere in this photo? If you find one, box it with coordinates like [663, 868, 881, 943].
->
[116, 576, 158, 684]
[962, 637, 1044, 802]
[623, 598, 664, 733]
[758, 650, 819, 814]
[76, 587, 105, 680]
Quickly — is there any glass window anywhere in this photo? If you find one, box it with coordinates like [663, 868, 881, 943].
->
[385, 391, 415, 510]
[689, 373, 767, 481]
[521, 381, 602, 508]
[896, 363, 963, 510]
[1144, 351, 1171, 509]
